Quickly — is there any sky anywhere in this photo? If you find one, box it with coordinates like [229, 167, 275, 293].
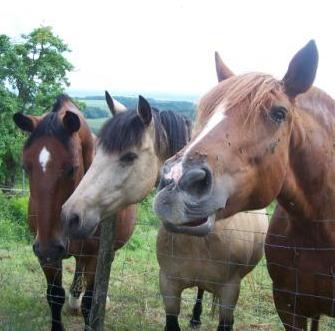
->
[1, 0, 335, 98]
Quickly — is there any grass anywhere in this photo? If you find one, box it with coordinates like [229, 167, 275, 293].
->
[1, 197, 335, 330]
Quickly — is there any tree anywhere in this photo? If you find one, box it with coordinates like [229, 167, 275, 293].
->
[0, 26, 74, 186]
[0, 86, 22, 186]
[0, 26, 73, 114]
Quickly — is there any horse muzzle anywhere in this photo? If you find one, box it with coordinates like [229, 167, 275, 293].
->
[155, 164, 228, 236]
[33, 239, 67, 264]
[61, 207, 100, 240]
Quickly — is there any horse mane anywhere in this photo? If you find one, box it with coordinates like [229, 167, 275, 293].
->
[157, 110, 192, 158]
[198, 73, 284, 125]
[99, 108, 192, 156]
[99, 110, 146, 153]
[24, 94, 75, 149]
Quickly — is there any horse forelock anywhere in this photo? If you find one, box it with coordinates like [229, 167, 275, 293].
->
[198, 73, 284, 126]
[24, 112, 72, 150]
[52, 94, 73, 113]
[24, 94, 81, 151]
[98, 110, 146, 153]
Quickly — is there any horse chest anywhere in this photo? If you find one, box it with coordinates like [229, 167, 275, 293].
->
[156, 226, 254, 288]
[266, 223, 335, 316]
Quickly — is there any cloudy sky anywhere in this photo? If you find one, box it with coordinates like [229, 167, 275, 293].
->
[1, 0, 334, 98]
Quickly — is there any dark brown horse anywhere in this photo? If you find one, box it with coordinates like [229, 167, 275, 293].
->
[154, 41, 335, 330]
[13, 95, 136, 331]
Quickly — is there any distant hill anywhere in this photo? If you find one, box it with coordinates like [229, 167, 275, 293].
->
[68, 89, 199, 103]
[77, 95, 197, 134]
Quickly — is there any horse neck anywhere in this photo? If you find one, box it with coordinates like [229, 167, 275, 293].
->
[278, 88, 335, 224]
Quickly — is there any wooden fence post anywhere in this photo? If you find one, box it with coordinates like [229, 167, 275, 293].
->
[88, 215, 116, 331]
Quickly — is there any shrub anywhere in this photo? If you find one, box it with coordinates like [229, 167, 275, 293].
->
[0, 192, 31, 243]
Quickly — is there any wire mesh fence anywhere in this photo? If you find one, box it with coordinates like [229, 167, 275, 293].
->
[1, 187, 335, 330]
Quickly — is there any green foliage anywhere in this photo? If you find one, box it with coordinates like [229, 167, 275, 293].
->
[137, 193, 159, 227]
[0, 26, 73, 114]
[0, 87, 23, 185]
[0, 26, 74, 185]
[0, 192, 30, 244]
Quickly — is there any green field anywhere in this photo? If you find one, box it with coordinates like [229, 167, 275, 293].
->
[80, 99, 111, 111]
[1, 195, 335, 330]
[87, 117, 109, 134]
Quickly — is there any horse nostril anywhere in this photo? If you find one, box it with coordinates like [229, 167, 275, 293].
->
[179, 167, 212, 197]
[55, 243, 66, 257]
[157, 177, 174, 191]
[68, 213, 81, 230]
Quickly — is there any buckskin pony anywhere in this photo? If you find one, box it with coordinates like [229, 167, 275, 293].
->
[13, 95, 136, 331]
[154, 41, 335, 330]
[61, 94, 191, 238]
[157, 210, 268, 331]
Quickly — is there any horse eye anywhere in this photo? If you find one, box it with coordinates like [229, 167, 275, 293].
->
[120, 152, 138, 164]
[65, 166, 75, 178]
[269, 106, 288, 123]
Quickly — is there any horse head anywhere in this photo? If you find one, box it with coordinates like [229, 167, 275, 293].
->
[154, 40, 318, 236]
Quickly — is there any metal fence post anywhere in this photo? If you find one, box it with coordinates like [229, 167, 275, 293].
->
[88, 215, 117, 331]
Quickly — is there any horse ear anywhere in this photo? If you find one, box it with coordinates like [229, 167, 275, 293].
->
[105, 90, 127, 116]
[215, 51, 234, 82]
[13, 113, 38, 132]
[283, 40, 318, 98]
[137, 95, 152, 126]
[63, 111, 81, 134]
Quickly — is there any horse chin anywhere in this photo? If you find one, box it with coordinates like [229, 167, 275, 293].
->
[162, 214, 216, 237]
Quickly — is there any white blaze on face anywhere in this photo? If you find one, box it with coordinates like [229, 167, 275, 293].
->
[184, 103, 227, 156]
[164, 103, 227, 182]
[39, 146, 51, 172]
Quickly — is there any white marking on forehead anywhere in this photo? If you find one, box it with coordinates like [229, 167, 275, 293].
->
[164, 102, 227, 182]
[184, 102, 227, 156]
[39, 147, 51, 172]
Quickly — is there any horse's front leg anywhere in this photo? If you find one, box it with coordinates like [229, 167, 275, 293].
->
[42, 262, 65, 331]
[217, 278, 241, 331]
[160, 270, 183, 331]
[190, 287, 205, 328]
[80, 255, 98, 328]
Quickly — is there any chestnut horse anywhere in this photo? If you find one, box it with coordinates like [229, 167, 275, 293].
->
[154, 41, 335, 330]
[14, 95, 136, 331]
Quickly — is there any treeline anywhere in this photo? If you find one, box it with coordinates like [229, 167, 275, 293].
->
[82, 96, 196, 120]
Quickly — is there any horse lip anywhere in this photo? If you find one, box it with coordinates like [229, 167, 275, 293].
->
[162, 214, 216, 237]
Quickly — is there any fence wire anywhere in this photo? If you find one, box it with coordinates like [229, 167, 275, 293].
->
[1, 187, 335, 330]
